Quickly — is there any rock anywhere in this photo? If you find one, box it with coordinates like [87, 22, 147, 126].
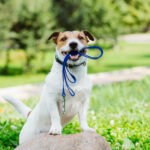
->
[15, 131, 111, 150]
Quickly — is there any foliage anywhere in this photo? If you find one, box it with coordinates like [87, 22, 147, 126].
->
[52, 0, 150, 39]
[0, 0, 150, 48]
[0, 77, 150, 149]
[0, 119, 24, 149]
[52, 0, 121, 42]
[0, 0, 150, 75]
[115, 0, 150, 33]
[0, 0, 56, 71]
[0, 0, 55, 49]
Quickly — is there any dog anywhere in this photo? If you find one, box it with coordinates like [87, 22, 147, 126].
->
[3, 30, 95, 144]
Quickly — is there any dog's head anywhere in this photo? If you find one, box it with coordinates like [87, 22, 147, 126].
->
[48, 30, 94, 64]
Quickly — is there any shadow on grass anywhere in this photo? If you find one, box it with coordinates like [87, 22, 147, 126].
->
[0, 66, 24, 76]
[0, 64, 53, 76]
[142, 54, 150, 58]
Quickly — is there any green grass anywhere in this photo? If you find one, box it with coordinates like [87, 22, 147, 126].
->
[0, 77, 150, 149]
[0, 42, 150, 88]
[88, 42, 150, 73]
[0, 74, 46, 88]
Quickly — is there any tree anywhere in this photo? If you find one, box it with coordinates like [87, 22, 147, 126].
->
[52, 0, 121, 46]
[0, 0, 56, 72]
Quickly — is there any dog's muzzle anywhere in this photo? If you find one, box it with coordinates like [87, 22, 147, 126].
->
[62, 49, 87, 61]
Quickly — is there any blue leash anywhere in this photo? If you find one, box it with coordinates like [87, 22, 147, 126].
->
[62, 46, 103, 113]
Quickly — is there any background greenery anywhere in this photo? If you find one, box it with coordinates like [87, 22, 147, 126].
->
[0, 77, 150, 149]
[0, 0, 150, 150]
[0, 0, 150, 76]
[0, 41, 150, 88]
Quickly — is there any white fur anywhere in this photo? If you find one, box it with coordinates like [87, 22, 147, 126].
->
[3, 95, 31, 119]
[3, 37, 94, 144]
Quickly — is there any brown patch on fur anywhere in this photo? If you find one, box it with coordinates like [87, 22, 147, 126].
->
[56, 31, 89, 50]
[27, 111, 32, 118]
[48, 32, 60, 44]
[82, 30, 94, 41]
[57, 32, 70, 49]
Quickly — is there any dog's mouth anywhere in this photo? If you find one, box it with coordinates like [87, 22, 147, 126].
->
[61, 49, 87, 61]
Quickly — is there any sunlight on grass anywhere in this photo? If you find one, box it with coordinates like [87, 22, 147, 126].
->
[0, 74, 46, 88]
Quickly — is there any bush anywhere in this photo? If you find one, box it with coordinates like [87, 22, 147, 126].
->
[52, 0, 121, 42]
[0, 0, 56, 71]
[1, 0, 150, 50]
[0, 0, 55, 49]
[0, 0, 150, 75]
[114, 0, 150, 33]
[51, 0, 150, 41]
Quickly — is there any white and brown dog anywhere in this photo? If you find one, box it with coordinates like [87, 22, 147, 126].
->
[3, 30, 95, 144]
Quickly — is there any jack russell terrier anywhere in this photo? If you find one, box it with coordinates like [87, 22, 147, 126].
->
[3, 30, 95, 144]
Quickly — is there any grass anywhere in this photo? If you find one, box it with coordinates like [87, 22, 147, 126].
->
[0, 77, 150, 149]
[0, 41, 150, 88]
[88, 42, 150, 73]
[0, 74, 46, 88]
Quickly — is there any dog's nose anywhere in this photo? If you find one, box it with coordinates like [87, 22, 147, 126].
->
[69, 42, 78, 49]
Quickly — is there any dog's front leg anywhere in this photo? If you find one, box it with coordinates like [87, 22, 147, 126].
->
[78, 98, 95, 132]
[45, 92, 62, 135]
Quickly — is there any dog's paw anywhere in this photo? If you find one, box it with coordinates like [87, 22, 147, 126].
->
[49, 124, 62, 135]
[82, 127, 95, 132]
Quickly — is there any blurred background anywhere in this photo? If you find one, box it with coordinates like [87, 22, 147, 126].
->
[0, 0, 150, 87]
[0, 1, 150, 149]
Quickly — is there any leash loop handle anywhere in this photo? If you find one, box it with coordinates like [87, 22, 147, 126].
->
[62, 46, 103, 98]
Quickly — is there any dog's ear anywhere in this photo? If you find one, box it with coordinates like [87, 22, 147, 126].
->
[48, 32, 60, 44]
[82, 30, 94, 41]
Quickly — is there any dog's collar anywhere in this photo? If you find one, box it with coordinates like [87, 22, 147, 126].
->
[55, 55, 86, 68]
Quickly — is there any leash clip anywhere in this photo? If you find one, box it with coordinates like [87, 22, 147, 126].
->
[62, 96, 66, 115]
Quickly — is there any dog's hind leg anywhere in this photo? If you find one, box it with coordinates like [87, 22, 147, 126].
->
[2, 95, 32, 119]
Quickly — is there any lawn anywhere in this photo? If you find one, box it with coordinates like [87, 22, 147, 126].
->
[0, 42, 150, 88]
[0, 77, 150, 150]
[0, 74, 46, 88]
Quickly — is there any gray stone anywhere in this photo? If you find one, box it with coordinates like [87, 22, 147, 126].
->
[15, 131, 111, 150]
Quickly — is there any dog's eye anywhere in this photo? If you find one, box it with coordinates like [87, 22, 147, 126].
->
[61, 37, 67, 41]
[78, 36, 84, 40]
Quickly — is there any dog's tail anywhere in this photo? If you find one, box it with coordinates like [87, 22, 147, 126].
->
[2, 95, 32, 119]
